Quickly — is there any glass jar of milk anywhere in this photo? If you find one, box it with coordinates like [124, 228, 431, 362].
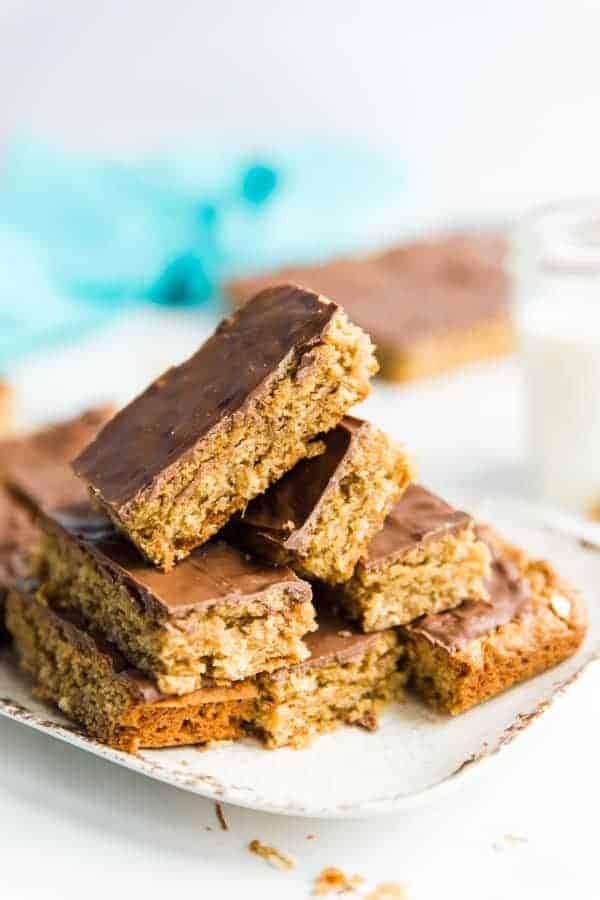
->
[513, 201, 600, 515]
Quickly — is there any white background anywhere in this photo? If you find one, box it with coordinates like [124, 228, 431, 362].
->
[1, 3, 600, 898]
[2, 1, 600, 220]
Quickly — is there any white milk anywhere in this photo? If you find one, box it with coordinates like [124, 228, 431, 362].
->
[520, 285, 600, 512]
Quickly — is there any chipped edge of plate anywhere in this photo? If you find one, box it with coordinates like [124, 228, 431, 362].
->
[1, 648, 597, 819]
[0, 505, 598, 819]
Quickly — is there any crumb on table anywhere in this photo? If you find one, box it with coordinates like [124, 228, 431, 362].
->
[248, 839, 296, 870]
[313, 867, 364, 895]
[492, 833, 528, 851]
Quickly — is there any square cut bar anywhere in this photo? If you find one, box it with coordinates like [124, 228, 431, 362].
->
[402, 529, 588, 714]
[252, 609, 405, 748]
[231, 416, 414, 584]
[73, 286, 377, 570]
[0, 407, 114, 640]
[6, 586, 257, 753]
[32, 502, 316, 695]
[226, 234, 513, 383]
[331, 485, 491, 631]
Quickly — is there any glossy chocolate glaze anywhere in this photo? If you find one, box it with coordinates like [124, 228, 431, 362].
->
[365, 484, 471, 565]
[239, 416, 365, 551]
[405, 540, 531, 651]
[43, 502, 312, 620]
[73, 287, 338, 510]
[227, 234, 509, 349]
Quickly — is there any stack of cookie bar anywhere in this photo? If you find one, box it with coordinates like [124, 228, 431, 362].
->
[3, 285, 587, 753]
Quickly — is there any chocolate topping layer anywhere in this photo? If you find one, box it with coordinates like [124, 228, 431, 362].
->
[73, 287, 338, 509]
[228, 235, 509, 349]
[405, 543, 531, 651]
[42, 502, 311, 619]
[304, 613, 383, 664]
[271, 607, 383, 679]
[365, 484, 471, 564]
[378, 234, 507, 276]
[13, 585, 257, 706]
[239, 416, 364, 551]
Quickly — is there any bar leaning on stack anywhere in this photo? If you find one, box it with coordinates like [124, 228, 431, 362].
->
[73, 285, 378, 571]
[231, 416, 414, 583]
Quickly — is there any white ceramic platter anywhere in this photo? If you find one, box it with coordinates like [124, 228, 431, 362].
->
[1, 499, 598, 819]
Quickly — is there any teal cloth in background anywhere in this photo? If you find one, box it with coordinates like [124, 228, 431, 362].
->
[0, 140, 410, 368]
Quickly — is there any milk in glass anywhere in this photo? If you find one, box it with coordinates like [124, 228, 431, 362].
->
[513, 202, 600, 513]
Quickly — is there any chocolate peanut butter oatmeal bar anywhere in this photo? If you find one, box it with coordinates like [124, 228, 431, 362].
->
[6, 586, 257, 752]
[331, 485, 490, 631]
[0, 407, 114, 639]
[73, 286, 377, 570]
[252, 610, 404, 748]
[32, 502, 316, 694]
[232, 416, 414, 584]
[402, 530, 587, 714]
[226, 234, 513, 382]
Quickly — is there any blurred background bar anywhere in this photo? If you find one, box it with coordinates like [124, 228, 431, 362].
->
[2, 1, 599, 212]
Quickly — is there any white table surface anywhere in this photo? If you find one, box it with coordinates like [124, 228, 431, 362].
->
[1, 308, 598, 900]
